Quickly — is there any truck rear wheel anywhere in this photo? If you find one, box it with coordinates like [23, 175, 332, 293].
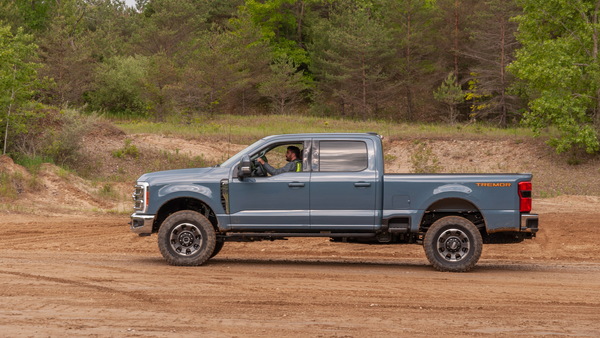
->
[423, 216, 482, 272]
[158, 210, 216, 266]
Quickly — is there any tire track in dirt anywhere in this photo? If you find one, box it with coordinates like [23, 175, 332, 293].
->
[0, 269, 153, 303]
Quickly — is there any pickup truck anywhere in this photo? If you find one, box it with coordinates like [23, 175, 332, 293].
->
[130, 133, 539, 272]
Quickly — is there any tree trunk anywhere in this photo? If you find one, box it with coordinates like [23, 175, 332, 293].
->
[3, 66, 17, 155]
[593, 1, 600, 130]
[594, 1, 599, 60]
[296, 1, 305, 49]
[499, 13, 507, 128]
[453, 0, 460, 81]
[361, 53, 368, 119]
[405, 3, 414, 121]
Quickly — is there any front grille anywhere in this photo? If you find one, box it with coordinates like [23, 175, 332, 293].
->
[132, 182, 148, 213]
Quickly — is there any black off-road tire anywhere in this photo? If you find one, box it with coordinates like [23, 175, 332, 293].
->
[158, 210, 216, 266]
[423, 216, 483, 272]
[210, 240, 225, 258]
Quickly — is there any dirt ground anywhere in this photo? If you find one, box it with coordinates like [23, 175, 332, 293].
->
[1, 197, 600, 337]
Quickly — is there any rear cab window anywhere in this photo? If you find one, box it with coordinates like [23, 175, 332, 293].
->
[318, 141, 368, 172]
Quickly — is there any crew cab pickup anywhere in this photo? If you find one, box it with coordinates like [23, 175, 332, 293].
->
[130, 133, 538, 272]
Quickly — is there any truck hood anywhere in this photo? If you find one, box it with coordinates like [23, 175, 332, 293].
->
[137, 167, 218, 185]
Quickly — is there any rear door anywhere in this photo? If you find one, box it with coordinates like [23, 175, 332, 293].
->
[309, 138, 377, 230]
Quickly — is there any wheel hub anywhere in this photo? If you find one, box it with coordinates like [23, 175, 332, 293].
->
[445, 237, 462, 252]
[169, 223, 202, 256]
[436, 228, 470, 262]
[178, 231, 195, 247]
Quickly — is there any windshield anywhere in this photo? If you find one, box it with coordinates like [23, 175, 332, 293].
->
[219, 138, 265, 167]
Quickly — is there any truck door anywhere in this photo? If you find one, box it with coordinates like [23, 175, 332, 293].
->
[228, 141, 311, 230]
[310, 139, 377, 230]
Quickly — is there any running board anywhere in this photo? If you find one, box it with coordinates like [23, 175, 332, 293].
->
[221, 232, 376, 240]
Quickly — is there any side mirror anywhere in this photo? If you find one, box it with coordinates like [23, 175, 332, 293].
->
[238, 155, 252, 180]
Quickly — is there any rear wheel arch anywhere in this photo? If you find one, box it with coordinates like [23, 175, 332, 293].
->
[419, 197, 486, 233]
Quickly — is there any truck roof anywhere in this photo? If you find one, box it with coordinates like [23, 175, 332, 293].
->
[261, 132, 381, 141]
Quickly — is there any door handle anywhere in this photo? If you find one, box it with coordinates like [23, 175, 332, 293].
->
[288, 182, 305, 188]
[354, 182, 371, 188]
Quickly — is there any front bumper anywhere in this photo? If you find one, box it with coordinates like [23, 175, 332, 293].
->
[520, 214, 539, 234]
[130, 213, 155, 236]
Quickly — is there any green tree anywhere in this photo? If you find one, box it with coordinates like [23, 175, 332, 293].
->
[0, 24, 39, 155]
[510, 0, 600, 153]
[258, 57, 309, 114]
[131, 0, 209, 57]
[309, 3, 397, 118]
[0, 0, 57, 33]
[87, 55, 150, 116]
[243, 0, 311, 68]
[465, 0, 521, 127]
[37, 0, 97, 105]
[433, 72, 464, 124]
[383, 0, 438, 121]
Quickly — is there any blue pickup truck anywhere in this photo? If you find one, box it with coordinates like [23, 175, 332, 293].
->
[131, 133, 538, 272]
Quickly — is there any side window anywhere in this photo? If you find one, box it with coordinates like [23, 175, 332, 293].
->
[319, 141, 368, 172]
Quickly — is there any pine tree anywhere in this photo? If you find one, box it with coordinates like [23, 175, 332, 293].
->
[310, 3, 397, 118]
[0, 24, 39, 155]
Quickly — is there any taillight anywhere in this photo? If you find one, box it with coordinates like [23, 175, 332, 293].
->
[518, 181, 532, 213]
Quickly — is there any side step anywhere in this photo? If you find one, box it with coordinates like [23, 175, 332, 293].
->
[220, 232, 376, 242]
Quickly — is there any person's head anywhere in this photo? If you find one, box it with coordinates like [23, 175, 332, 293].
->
[286, 146, 301, 162]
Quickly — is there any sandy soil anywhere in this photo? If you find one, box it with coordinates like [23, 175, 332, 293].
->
[1, 129, 600, 336]
[1, 199, 600, 337]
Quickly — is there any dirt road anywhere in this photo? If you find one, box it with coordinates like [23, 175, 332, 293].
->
[1, 202, 600, 336]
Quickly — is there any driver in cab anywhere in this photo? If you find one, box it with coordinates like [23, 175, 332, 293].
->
[257, 146, 302, 175]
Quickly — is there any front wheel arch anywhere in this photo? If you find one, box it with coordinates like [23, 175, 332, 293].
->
[154, 197, 218, 233]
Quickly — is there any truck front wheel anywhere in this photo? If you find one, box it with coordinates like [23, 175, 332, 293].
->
[158, 210, 216, 266]
[423, 216, 483, 272]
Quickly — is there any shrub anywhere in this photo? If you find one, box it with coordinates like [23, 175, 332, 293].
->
[8, 104, 98, 167]
[112, 139, 140, 159]
[411, 143, 441, 173]
[87, 55, 150, 116]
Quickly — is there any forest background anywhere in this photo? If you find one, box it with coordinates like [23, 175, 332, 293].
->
[1, 0, 600, 172]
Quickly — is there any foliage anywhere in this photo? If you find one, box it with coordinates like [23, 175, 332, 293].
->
[0, 23, 39, 155]
[465, 0, 521, 127]
[309, 3, 397, 118]
[433, 73, 464, 124]
[112, 139, 140, 159]
[510, 0, 600, 153]
[243, 0, 311, 68]
[0, 0, 598, 161]
[0, 0, 56, 32]
[410, 142, 441, 173]
[88, 55, 150, 116]
[7, 104, 97, 167]
[258, 57, 309, 114]
[0, 172, 19, 200]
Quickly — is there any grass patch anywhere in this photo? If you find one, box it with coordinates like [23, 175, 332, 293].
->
[97, 183, 119, 200]
[0, 173, 19, 200]
[410, 143, 441, 174]
[112, 139, 140, 159]
[14, 155, 54, 174]
[115, 115, 538, 144]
